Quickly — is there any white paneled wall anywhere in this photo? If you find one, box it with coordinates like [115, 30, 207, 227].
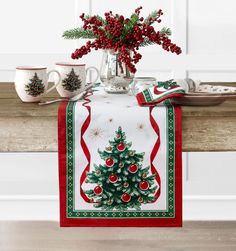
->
[1, 0, 236, 81]
[0, 0, 236, 220]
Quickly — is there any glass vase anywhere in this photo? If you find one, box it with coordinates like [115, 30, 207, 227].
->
[100, 49, 135, 94]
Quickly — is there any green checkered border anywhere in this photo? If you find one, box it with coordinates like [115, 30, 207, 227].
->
[143, 89, 153, 102]
[65, 101, 175, 218]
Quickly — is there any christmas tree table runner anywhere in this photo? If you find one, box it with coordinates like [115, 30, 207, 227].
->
[58, 88, 182, 227]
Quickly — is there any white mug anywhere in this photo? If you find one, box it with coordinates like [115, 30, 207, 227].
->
[55, 62, 99, 98]
[15, 66, 61, 102]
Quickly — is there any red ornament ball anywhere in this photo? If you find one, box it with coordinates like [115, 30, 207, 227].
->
[116, 142, 126, 152]
[142, 173, 147, 178]
[108, 200, 113, 205]
[93, 185, 103, 195]
[121, 193, 131, 202]
[119, 162, 124, 168]
[105, 146, 112, 152]
[128, 164, 138, 173]
[139, 180, 150, 190]
[138, 197, 143, 203]
[109, 173, 118, 183]
[129, 150, 134, 156]
[116, 133, 121, 139]
[105, 158, 114, 167]
[123, 182, 129, 188]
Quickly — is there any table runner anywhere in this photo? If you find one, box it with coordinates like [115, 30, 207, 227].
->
[58, 88, 182, 227]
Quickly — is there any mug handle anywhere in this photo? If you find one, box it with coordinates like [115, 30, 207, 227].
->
[45, 70, 61, 94]
[86, 66, 99, 85]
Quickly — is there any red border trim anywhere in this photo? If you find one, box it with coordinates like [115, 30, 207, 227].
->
[173, 105, 183, 227]
[56, 62, 85, 66]
[16, 66, 47, 70]
[58, 103, 182, 227]
[149, 106, 161, 202]
[58, 101, 68, 227]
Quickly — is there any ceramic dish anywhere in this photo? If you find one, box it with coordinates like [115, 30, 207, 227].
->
[172, 93, 236, 106]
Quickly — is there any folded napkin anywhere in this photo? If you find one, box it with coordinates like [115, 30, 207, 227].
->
[136, 79, 186, 106]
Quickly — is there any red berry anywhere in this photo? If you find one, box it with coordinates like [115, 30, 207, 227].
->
[121, 193, 131, 202]
[117, 142, 125, 152]
[105, 158, 114, 167]
[128, 164, 138, 174]
[139, 180, 149, 190]
[94, 185, 103, 195]
[109, 173, 118, 183]
[71, 7, 182, 75]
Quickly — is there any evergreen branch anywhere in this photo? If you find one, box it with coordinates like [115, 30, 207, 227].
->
[160, 27, 172, 36]
[121, 13, 139, 39]
[139, 28, 172, 46]
[98, 15, 106, 25]
[140, 38, 156, 47]
[144, 10, 159, 24]
[62, 27, 96, 39]
[85, 14, 106, 25]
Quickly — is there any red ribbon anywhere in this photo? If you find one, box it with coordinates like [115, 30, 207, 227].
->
[79, 93, 161, 203]
[149, 106, 161, 202]
[80, 90, 93, 203]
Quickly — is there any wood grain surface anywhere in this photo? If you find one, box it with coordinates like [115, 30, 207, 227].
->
[0, 83, 236, 152]
[0, 221, 236, 251]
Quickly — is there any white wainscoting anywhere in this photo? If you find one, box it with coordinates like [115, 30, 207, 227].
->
[1, 195, 236, 221]
[0, 0, 236, 220]
[1, 0, 236, 81]
[0, 153, 236, 221]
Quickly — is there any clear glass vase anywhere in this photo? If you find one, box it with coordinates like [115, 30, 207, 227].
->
[100, 49, 135, 94]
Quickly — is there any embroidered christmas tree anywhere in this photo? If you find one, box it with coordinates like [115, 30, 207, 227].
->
[62, 68, 82, 92]
[83, 126, 158, 210]
[25, 73, 45, 97]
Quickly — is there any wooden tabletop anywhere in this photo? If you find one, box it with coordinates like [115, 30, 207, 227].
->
[0, 83, 236, 152]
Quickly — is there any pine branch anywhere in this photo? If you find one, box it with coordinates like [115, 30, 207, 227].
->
[144, 10, 159, 24]
[139, 28, 172, 47]
[62, 27, 96, 39]
[140, 38, 155, 47]
[85, 14, 106, 25]
[121, 13, 139, 39]
[160, 27, 172, 36]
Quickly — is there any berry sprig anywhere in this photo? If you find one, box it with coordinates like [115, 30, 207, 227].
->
[64, 6, 182, 73]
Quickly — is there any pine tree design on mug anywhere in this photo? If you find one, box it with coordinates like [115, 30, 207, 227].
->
[62, 68, 82, 92]
[83, 126, 158, 210]
[25, 73, 45, 97]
